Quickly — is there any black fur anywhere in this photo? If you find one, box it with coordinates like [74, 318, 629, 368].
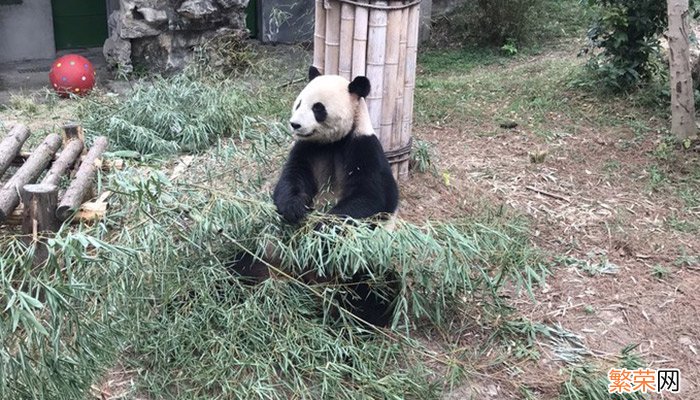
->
[273, 132, 398, 224]
[312, 102, 328, 123]
[348, 76, 371, 98]
[309, 66, 322, 81]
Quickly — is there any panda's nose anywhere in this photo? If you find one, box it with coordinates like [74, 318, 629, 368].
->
[290, 122, 301, 130]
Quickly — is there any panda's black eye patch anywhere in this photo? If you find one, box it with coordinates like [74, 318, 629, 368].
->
[312, 102, 327, 123]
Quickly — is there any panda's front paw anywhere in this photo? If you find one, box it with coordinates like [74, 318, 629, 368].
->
[277, 196, 311, 224]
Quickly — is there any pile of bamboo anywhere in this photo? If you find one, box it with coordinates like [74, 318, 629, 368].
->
[0, 124, 114, 231]
[314, 0, 420, 181]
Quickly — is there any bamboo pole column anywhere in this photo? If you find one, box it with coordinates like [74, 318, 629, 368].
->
[400, 2, 420, 180]
[314, 0, 421, 182]
[351, 1, 369, 78]
[339, 2, 356, 80]
[324, 0, 342, 75]
[366, 0, 388, 132]
[314, 0, 327, 73]
[381, 4, 403, 174]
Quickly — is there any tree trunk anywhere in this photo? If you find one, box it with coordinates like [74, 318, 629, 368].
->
[668, 0, 697, 141]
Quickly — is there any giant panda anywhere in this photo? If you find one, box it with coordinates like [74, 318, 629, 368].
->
[229, 66, 400, 328]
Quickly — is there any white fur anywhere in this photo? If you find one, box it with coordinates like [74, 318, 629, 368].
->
[289, 75, 359, 144]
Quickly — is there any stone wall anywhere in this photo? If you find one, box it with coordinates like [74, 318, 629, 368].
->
[103, 0, 249, 73]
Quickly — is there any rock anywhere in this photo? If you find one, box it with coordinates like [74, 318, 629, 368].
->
[137, 7, 168, 24]
[177, 0, 219, 19]
[103, 33, 133, 73]
[216, 0, 248, 9]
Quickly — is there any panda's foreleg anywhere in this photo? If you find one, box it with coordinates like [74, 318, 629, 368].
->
[328, 135, 398, 220]
[273, 144, 319, 224]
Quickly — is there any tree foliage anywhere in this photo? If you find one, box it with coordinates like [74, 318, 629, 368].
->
[584, 0, 668, 90]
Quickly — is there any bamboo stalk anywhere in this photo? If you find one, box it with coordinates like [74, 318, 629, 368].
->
[400, 2, 420, 180]
[392, 3, 410, 179]
[339, 2, 355, 80]
[380, 6, 402, 154]
[313, 0, 327, 73]
[0, 134, 62, 223]
[324, 0, 342, 75]
[0, 124, 31, 179]
[366, 0, 388, 133]
[351, 1, 369, 78]
[56, 136, 109, 221]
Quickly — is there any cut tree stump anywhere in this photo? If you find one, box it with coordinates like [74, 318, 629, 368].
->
[21, 183, 59, 265]
[0, 124, 31, 178]
[56, 136, 109, 220]
[0, 134, 62, 223]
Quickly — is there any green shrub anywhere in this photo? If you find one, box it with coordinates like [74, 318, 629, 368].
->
[583, 0, 667, 91]
[430, 0, 587, 48]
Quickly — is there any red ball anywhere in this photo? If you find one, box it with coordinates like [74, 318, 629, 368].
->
[48, 54, 96, 97]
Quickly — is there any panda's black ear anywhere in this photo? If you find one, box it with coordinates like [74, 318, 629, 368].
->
[349, 76, 371, 98]
[308, 66, 322, 81]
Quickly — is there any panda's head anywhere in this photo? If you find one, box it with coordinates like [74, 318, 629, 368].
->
[289, 66, 371, 144]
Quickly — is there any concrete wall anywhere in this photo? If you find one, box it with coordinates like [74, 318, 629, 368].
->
[0, 0, 56, 63]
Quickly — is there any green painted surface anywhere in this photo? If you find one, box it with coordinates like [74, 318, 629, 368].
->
[246, 0, 257, 38]
[52, 0, 108, 49]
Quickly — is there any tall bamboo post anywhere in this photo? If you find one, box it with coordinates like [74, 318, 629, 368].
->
[314, 0, 327, 73]
[339, 3, 355, 80]
[366, 0, 388, 132]
[324, 0, 342, 75]
[380, 5, 403, 172]
[392, 5, 409, 178]
[314, 0, 420, 182]
[400, 2, 420, 180]
[351, 1, 369, 78]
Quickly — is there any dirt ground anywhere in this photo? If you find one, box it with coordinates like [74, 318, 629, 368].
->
[399, 98, 700, 397]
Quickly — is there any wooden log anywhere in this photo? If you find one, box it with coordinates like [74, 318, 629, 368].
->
[313, 0, 327, 73]
[0, 134, 62, 223]
[42, 139, 84, 186]
[62, 123, 85, 149]
[400, 2, 420, 181]
[351, 1, 370, 78]
[380, 6, 403, 152]
[0, 124, 31, 179]
[12, 152, 123, 172]
[366, 0, 388, 132]
[21, 183, 59, 265]
[56, 136, 109, 221]
[339, 2, 355, 80]
[324, 0, 342, 75]
[21, 183, 59, 236]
